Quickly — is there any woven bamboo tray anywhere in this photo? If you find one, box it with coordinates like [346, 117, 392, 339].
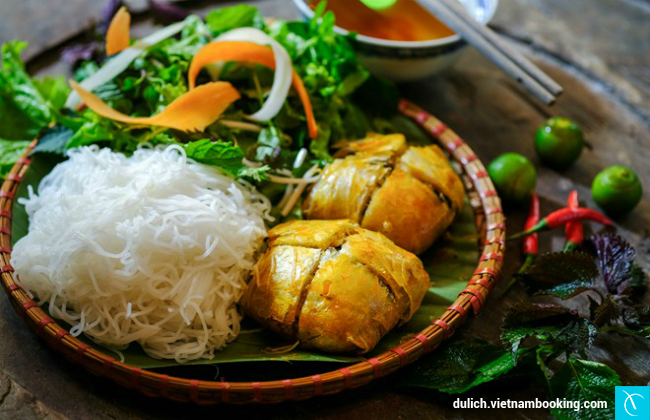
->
[0, 99, 505, 404]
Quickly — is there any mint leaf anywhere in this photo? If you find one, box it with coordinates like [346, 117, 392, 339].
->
[31, 125, 73, 156]
[394, 339, 520, 393]
[519, 252, 598, 293]
[205, 5, 264, 35]
[549, 357, 619, 420]
[184, 139, 244, 169]
[183, 139, 268, 181]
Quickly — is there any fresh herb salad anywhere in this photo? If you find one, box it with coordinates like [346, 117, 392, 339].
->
[0, 3, 399, 206]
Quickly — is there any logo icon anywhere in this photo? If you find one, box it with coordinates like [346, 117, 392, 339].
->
[616, 386, 650, 419]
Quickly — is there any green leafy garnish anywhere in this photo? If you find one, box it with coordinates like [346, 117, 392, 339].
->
[31, 125, 74, 156]
[548, 357, 619, 420]
[183, 139, 269, 181]
[0, 40, 53, 140]
[501, 302, 597, 362]
[518, 252, 598, 297]
[0, 139, 31, 178]
[205, 5, 265, 35]
[395, 339, 523, 393]
[397, 228, 646, 420]
[0, 4, 403, 182]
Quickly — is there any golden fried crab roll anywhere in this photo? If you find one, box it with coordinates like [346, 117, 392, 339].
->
[303, 133, 464, 254]
[241, 220, 430, 354]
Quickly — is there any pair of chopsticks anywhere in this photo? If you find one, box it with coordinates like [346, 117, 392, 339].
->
[418, 0, 563, 105]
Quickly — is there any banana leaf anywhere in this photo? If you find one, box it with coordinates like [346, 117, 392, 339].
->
[10, 133, 480, 370]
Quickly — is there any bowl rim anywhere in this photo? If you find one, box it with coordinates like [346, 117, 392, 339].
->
[290, 0, 499, 49]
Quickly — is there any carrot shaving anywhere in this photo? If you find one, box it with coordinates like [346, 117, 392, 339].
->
[188, 41, 318, 138]
[106, 6, 131, 56]
[70, 80, 240, 132]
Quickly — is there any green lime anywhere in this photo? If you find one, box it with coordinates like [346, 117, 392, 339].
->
[535, 117, 584, 170]
[592, 165, 642, 217]
[487, 153, 537, 203]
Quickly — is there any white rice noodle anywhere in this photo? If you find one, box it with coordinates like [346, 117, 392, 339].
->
[65, 20, 188, 109]
[11, 145, 272, 363]
[216, 27, 293, 122]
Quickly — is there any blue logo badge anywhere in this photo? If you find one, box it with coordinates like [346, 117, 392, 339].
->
[616, 386, 650, 419]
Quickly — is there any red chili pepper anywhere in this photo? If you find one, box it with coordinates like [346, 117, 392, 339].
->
[501, 194, 539, 296]
[508, 207, 613, 240]
[523, 193, 540, 255]
[563, 190, 583, 252]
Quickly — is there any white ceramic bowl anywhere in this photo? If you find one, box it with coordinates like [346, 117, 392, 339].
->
[291, 0, 499, 82]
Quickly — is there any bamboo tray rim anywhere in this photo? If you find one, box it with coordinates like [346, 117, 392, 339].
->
[0, 99, 505, 404]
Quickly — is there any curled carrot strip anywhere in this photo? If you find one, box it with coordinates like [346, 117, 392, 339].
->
[70, 80, 241, 132]
[188, 41, 318, 139]
[106, 6, 131, 56]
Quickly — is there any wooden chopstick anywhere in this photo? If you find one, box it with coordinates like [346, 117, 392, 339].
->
[417, 0, 562, 105]
[442, 0, 563, 96]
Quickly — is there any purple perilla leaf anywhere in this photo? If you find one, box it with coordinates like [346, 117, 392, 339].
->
[591, 233, 636, 296]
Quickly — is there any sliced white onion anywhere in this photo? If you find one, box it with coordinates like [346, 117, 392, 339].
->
[293, 148, 307, 169]
[276, 148, 309, 210]
[216, 27, 292, 122]
[65, 20, 188, 109]
[281, 165, 321, 217]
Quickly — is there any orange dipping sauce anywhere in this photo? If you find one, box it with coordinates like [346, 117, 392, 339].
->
[309, 0, 455, 42]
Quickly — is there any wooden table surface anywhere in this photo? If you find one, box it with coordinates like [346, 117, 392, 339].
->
[0, 1, 648, 419]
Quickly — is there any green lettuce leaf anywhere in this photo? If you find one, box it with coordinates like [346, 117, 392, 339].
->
[0, 40, 52, 140]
